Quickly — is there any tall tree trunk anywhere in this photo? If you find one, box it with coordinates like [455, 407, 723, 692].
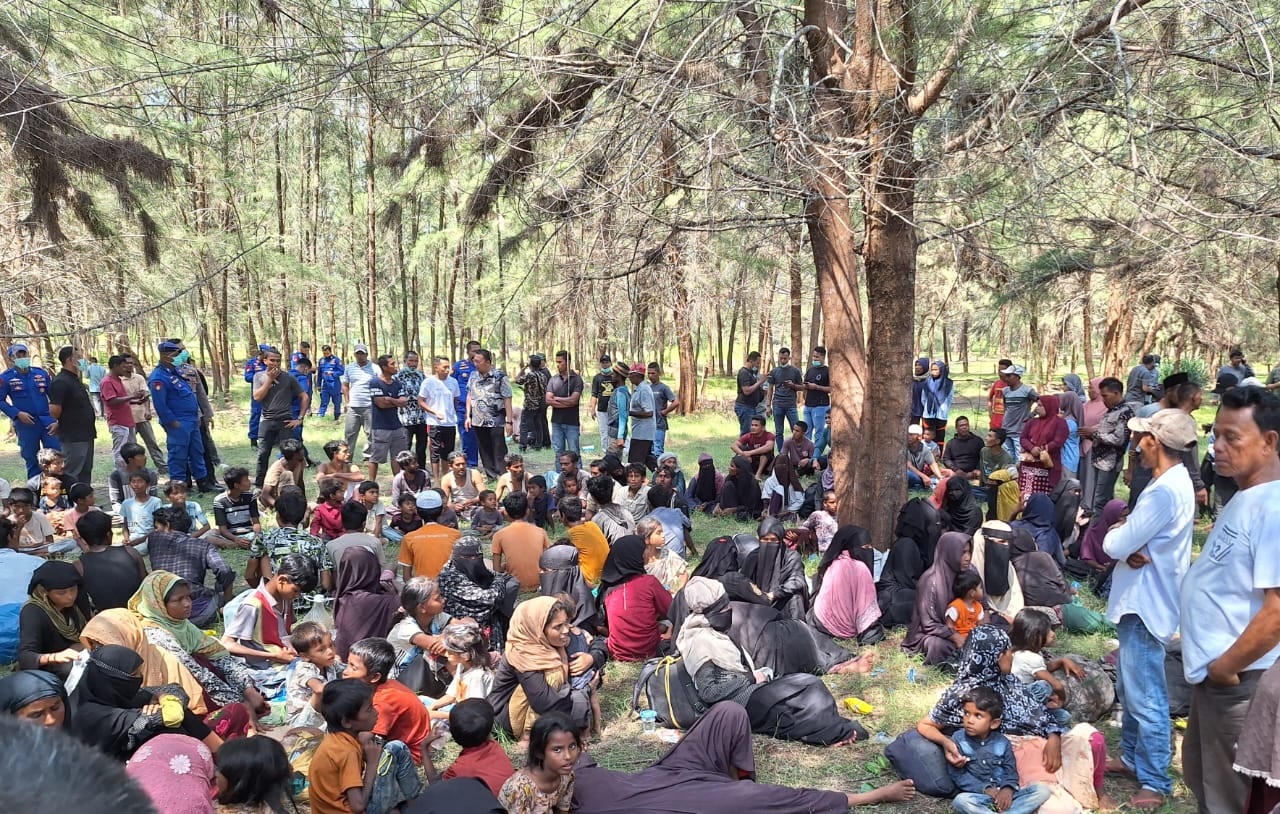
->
[364, 101, 378, 352]
[789, 225, 804, 359]
[1101, 269, 1135, 378]
[1081, 270, 1096, 380]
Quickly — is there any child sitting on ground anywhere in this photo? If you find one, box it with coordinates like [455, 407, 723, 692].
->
[390, 451, 431, 506]
[386, 494, 423, 544]
[945, 571, 985, 645]
[470, 490, 502, 536]
[344, 637, 433, 767]
[287, 620, 345, 729]
[358, 481, 386, 541]
[499, 713, 580, 814]
[221, 554, 319, 694]
[432, 698, 515, 796]
[424, 622, 495, 724]
[120, 473, 163, 556]
[1009, 608, 1081, 727]
[527, 476, 554, 533]
[555, 592, 604, 735]
[38, 475, 71, 517]
[948, 686, 1052, 814]
[214, 732, 294, 813]
[164, 480, 211, 537]
[310, 478, 346, 541]
[800, 490, 839, 553]
[310, 678, 421, 814]
[316, 440, 362, 501]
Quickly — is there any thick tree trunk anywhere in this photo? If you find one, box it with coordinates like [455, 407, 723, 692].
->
[1101, 269, 1135, 378]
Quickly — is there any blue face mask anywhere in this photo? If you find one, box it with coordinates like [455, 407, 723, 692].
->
[13, 357, 30, 370]
[174, 349, 191, 365]
[811, 359, 822, 367]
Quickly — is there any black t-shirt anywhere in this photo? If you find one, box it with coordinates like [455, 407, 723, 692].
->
[591, 372, 615, 410]
[367, 377, 405, 430]
[48, 370, 97, 441]
[803, 365, 831, 408]
[253, 370, 303, 421]
[548, 372, 584, 426]
[736, 366, 763, 408]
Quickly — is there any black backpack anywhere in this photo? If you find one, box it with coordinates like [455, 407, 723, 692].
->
[630, 654, 707, 730]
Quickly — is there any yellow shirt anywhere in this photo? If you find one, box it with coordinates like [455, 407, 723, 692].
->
[567, 521, 610, 586]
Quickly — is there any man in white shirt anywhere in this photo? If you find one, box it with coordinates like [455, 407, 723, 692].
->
[340, 343, 376, 462]
[1101, 409, 1197, 809]
[1179, 385, 1280, 814]
[418, 355, 460, 482]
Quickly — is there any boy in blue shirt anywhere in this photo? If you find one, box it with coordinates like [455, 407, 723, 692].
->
[949, 687, 1052, 814]
[120, 472, 163, 556]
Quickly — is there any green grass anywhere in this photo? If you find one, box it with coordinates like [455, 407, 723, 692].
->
[0, 373, 1208, 810]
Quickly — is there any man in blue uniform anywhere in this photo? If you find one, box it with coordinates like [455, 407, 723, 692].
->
[0, 344, 60, 478]
[452, 340, 481, 468]
[151, 340, 218, 492]
[291, 355, 316, 464]
[290, 341, 314, 410]
[244, 343, 269, 447]
[317, 344, 344, 420]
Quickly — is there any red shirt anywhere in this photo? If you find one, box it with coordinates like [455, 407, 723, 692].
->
[372, 679, 433, 764]
[443, 739, 515, 796]
[603, 575, 672, 661]
[100, 374, 135, 429]
[310, 502, 344, 539]
[736, 430, 774, 454]
[987, 380, 1005, 429]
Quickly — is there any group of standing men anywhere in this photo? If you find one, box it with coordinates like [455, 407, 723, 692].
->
[246, 341, 680, 483]
[732, 345, 831, 452]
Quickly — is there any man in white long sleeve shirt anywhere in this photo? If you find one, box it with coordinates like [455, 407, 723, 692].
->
[1102, 408, 1197, 810]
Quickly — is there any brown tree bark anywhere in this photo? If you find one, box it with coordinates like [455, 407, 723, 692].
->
[1101, 269, 1135, 377]
[801, 0, 981, 547]
[1081, 270, 1096, 380]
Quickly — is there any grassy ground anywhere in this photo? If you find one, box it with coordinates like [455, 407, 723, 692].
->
[3, 367, 1213, 811]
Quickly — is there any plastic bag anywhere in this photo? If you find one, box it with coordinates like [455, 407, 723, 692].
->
[299, 594, 334, 631]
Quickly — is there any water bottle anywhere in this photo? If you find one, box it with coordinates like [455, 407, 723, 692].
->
[639, 709, 657, 733]
[874, 731, 894, 745]
[907, 667, 916, 684]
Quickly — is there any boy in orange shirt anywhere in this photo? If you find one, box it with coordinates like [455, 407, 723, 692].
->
[344, 637, 433, 766]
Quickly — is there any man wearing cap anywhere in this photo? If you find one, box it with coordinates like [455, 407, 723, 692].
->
[341, 342, 376, 463]
[514, 352, 551, 452]
[1124, 354, 1159, 406]
[546, 350, 584, 461]
[589, 352, 616, 453]
[397, 489, 460, 580]
[606, 361, 631, 454]
[1101, 408, 1198, 810]
[626, 363, 658, 470]
[47, 346, 97, 487]
[170, 338, 222, 478]
[243, 344, 269, 447]
[150, 341, 217, 492]
[998, 364, 1038, 461]
[1179, 386, 1280, 814]
[452, 340, 482, 468]
[0, 344, 60, 479]
[465, 348, 514, 479]
[252, 348, 307, 488]
[316, 344, 345, 420]
[1127, 376, 1206, 506]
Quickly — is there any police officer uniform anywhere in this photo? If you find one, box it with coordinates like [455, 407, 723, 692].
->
[0, 343, 61, 478]
[244, 344, 269, 444]
[151, 340, 210, 488]
[317, 348, 345, 419]
[452, 353, 479, 468]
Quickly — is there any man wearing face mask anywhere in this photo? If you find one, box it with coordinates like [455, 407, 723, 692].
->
[589, 353, 616, 453]
[0, 344, 60, 479]
[149, 340, 219, 494]
[802, 346, 832, 454]
[169, 338, 222, 483]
